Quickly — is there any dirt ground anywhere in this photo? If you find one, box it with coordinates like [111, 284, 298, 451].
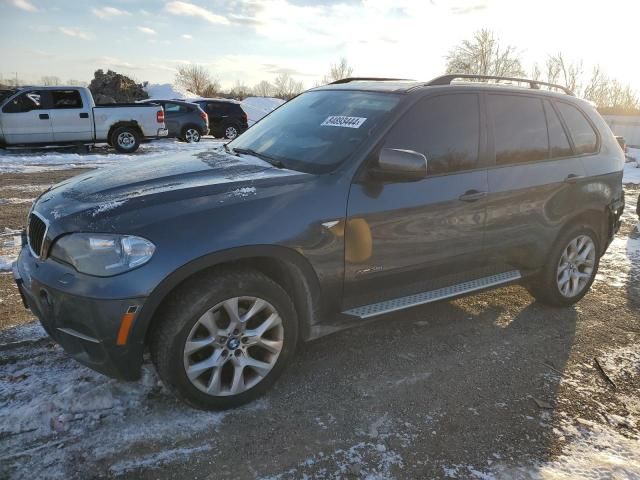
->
[0, 167, 639, 479]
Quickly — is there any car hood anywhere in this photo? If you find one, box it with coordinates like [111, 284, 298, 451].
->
[33, 147, 308, 221]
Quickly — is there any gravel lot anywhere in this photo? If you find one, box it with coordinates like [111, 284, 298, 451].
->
[0, 144, 639, 479]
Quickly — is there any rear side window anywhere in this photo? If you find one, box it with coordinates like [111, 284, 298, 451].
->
[51, 90, 83, 109]
[164, 102, 185, 113]
[488, 94, 548, 165]
[384, 94, 480, 175]
[2, 91, 44, 113]
[544, 101, 572, 158]
[556, 102, 597, 154]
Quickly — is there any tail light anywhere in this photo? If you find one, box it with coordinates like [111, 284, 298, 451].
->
[200, 111, 208, 122]
[157, 109, 165, 123]
[242, 112, 247, 123]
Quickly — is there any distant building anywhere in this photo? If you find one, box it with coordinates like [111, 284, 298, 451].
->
[603, 114, 640, 148]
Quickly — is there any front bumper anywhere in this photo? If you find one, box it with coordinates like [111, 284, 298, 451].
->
[13, 247, 146, 380]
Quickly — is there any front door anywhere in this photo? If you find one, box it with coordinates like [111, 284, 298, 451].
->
[1, 90, 53, 144]
[50, 89, 93, 142]
[343, 93, 489, 309]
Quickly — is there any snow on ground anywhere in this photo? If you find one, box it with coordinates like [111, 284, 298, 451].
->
[143, 83, 198, 100]
[0, 323, 268, 478]
[0, 138, 225, 174]
[241, 97, 285, 126]
[624, 148, 640, 184]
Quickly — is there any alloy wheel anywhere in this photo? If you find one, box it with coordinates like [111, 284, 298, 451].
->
[117, 132, 135, 150]
[556, 234, 596, 297]
[185, 128, 200, 143]
[225, 126, 238, 139]
[183, 296, 284, 396]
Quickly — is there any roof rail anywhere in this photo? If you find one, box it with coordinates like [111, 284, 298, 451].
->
[328, 77, 413, 85]
[425, 74, 575, 96]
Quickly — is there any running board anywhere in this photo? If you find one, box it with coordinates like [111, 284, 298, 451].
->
[343, 270, 521, 319]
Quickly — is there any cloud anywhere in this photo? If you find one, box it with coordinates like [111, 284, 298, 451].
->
[58, 27, 91, 40]
[165, 1, 229, 25]
[137, 26, 157, 35]
[181, 34, 193, 40]
[451, 3, 487, 14]
[92, 6, 131, 19]
[10, 0, 37, 12]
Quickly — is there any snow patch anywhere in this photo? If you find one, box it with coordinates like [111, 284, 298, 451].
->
[0, 197, 34, 204]
[241, 97, 285, 126]
[231, 186, 257, 198]
[109, 444, 214, 475]
[144, 83, 198, 100]
[91, 199, 125, 216]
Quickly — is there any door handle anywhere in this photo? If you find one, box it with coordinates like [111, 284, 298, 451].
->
[564, 174, 584, 183]
[459, 190, 488, 202]
[79, 112, 89, 119]
[39, 113, 49, 120]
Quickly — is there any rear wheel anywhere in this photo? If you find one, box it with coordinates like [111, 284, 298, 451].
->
[150, 269, 298, 409]
[182, 127, 201, 143]
[224, 125, 239, 140]
[111, 126, 140, 153]
[527, 225, 600, 306]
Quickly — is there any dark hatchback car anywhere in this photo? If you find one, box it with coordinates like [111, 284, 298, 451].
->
[14, 75, 624, 409]
[139, 99, 208, 142]
[192, 99, 248, 140]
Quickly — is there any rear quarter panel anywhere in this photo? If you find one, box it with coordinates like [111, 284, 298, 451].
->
[93, 105, 162, 140]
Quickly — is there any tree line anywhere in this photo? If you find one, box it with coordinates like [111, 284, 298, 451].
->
[445, 28, 639, 113]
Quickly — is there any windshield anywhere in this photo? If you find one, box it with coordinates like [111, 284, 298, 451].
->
[228, 90, 401, 174]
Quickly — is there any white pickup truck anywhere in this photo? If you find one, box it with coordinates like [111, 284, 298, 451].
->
[0, 86, 168, 153]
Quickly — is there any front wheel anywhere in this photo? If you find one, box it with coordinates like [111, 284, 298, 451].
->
[111, 126, 140, 153]
[527, 225, 600, 306]
[150, 269, 298, 409]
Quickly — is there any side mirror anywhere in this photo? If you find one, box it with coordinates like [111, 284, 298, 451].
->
[373, 148, 428, 181]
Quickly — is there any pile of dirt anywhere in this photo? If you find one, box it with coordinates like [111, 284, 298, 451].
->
[88, 69, 149, 104]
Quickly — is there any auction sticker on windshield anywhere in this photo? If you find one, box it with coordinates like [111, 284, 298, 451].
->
[321, 116, 367, 128]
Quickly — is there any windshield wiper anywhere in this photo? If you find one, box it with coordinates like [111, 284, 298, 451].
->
[232, 147, 287, 169]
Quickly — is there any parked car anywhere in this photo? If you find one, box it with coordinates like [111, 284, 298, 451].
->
[0, 86, 167, 153]
[14, 75, 625, 409]
[191, 99, 248, 139]
[139, 99, 208, 143]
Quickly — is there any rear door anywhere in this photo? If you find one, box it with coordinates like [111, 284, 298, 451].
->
[343, 93, 490, 308]
[0, 90, 53, 144]
[483, 93, 587, 271]
[50, 89, 93, 142]
[162, 102, 183, 136]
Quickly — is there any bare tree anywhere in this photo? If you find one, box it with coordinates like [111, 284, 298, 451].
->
[321, 57, 353, 84]
[544, 53, 582, 93]
[445, 29, 525, 77]
[41, 75, 61, 86]
[66, 79, 87, 86]
[200, 80, 221, 98]
[229, 80, 251, 99]
[273, 72, 304, 100]
[253, 80, 274, 97]
[175, 64, 213, 96]
[582, 65, 640, 112]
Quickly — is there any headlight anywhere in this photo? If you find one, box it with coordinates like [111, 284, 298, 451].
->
[50, 234, 155, 277]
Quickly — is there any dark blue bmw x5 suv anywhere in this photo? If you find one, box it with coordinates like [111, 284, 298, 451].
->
[14, 75, 625, 409]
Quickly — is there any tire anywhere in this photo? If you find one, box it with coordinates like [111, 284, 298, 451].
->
[111, 126, 140, 153]
[527, 225, 600, 306]
[150, 268, 298, 410]
[223, 124, 240, 140]
[181, 126, 201, 143]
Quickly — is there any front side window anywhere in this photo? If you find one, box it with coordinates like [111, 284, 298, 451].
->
[51, 90, 83, 109]
[383, 94, 480, 175]
[2, 90, 44, 113]
[228, 90, 401, 174]
[556, 102, 597, 155]
[488, 94, 549, 165]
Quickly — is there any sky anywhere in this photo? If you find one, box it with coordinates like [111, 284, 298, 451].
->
[1, 0, 639, 91]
